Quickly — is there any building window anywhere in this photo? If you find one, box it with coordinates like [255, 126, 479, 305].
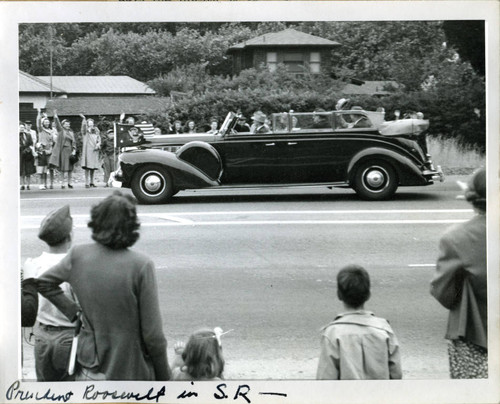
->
[266, 52, 277, 72]
[283, 52, 305, 73]
[310, 52, 321, 73]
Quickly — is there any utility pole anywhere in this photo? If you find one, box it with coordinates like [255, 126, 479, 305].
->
[49, 24, 53, 100]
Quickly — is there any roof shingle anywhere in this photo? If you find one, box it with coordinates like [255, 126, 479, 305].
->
[229, 28, 340, 51]
[44, 96, 169, 116]
[19, 71, 65, 93]
[36, 75, 155, 95]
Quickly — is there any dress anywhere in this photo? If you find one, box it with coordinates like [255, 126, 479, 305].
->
[49, 117, 76, 172]
[430, 214, 487, 378]
[19, 132, 36, 176]
[316, 310, 402, 380]
[81, 120, 101, 170]
[37, 243, 169, 381]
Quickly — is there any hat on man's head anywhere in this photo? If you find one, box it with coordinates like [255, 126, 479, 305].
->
[251, 111, 267, 124]
[38, 205, 73, 245]
[25, 120, 32, 125]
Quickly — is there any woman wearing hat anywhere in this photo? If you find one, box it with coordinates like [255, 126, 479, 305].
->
[430, 167, 487, 378]
[250, 111, 270, 134]
[49, 110, 77, 189]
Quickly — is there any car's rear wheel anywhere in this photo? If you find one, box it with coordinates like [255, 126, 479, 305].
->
[131, 164, 174, 204]
[353, 160, 398, 200]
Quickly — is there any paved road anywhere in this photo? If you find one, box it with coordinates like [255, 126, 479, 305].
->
[20, 177, 472, 380]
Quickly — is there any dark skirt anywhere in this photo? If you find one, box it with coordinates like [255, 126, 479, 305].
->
[20, 153, 36, 176]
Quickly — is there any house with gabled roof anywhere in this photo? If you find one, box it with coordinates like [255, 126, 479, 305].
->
[227, 28, 340, 76]
[19, 71, 168, 126]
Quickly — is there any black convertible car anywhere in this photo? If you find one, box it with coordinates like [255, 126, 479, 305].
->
[114, 109, 444, 204]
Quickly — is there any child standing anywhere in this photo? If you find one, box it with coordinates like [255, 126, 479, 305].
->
[171, 328, 226, 381]
[23, 205, 77, 381]
[316, 264, 402, 380]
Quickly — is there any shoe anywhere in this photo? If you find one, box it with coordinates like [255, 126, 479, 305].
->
[39, 185, 46, 190]
[68, 184, 73, 189]
[49, 185, 53, 189]
[85, 184, 90, 188]
[26, 186, 30, 190]
[90, 183, 96, 188]
[104, 184, 109, 188]
[20, 186, 25, 191]
[61, 185, 65, 189]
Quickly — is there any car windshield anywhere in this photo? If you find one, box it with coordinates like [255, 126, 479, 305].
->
[218, 112, 237, 136]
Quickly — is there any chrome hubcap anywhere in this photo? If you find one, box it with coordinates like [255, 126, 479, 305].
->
[362, 166, 389, 192]
[366, 170, 385, 188]
[143, 173, 162, 193]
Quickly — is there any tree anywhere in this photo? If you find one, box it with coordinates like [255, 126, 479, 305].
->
[442, 21, 485, 76]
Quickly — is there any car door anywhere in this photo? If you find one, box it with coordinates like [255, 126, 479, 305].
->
[213, 132, 292, 185]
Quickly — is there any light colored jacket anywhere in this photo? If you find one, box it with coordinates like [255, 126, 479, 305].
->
[317, 310, 402, 380]
[430, 214, 487, 348]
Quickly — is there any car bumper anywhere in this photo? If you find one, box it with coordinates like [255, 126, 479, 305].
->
[423, 165, 445, 183]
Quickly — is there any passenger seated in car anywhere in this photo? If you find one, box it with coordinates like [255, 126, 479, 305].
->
[234, 116, 251, 133]
[312, 108, 330, 129]
[250, 111, 270, 134]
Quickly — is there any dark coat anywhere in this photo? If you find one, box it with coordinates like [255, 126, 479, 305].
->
[430, 214, 487, 348]
[37, 243, 171, 380]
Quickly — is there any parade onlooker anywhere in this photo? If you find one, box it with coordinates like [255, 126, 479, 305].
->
[250, 111, 270, 134]
[80, 115, 101, 188]
[206, 118, 219, 134]
[37, 191, 171, 381]
[316, 264, 402, 380]
[172, 120, 183, 134]
[19, 123, 36, 191]
[184, 120, 197, 134]
[25, 120, 38, 146]
[430, 167, 487, 379]
[36, 109, 56, 189]
[22, 256, 40, 327]
[171, 328, 226, 381]
[25, 205, 76, 381]
[49, 111, 77, 189]
[100, 129, 115, 187]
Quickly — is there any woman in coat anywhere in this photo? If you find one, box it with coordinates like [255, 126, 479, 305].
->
[19, 122, 36, 190]
[79, 115, 101, 188]
[48, 111, 77, 189]
[430, 167, 487, 378]
[37, 191, 171, 381]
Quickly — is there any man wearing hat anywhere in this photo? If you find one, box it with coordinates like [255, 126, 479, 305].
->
[250, 110, 270, 134]
[23, 205, 77, 381]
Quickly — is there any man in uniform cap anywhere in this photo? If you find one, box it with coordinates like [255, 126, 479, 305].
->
[22, 205, 78, 381]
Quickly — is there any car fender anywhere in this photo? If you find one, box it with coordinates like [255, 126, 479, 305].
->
[119, 147, 220, 189]
[347, 147, 425, 185]
[176, 141, 223, 181]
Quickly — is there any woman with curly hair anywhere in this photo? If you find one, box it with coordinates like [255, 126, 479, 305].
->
[37, 191, 171, 381]
[430, 167, 487, 379]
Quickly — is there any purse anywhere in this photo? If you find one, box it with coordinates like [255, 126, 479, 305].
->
[69, 154, 79, 165]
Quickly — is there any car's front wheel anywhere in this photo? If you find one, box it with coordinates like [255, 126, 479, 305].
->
[353, 160, 398, 200]
[131, 164, 174, 204]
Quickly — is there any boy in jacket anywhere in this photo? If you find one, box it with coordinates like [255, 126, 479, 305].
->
[316, 264, 402, 380]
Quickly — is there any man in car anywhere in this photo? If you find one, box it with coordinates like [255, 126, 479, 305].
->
[250, 111, 270, 134]
[312, 108, 330, 129]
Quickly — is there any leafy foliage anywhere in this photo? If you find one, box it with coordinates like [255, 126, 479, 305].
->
[19, 21, 485, 149]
